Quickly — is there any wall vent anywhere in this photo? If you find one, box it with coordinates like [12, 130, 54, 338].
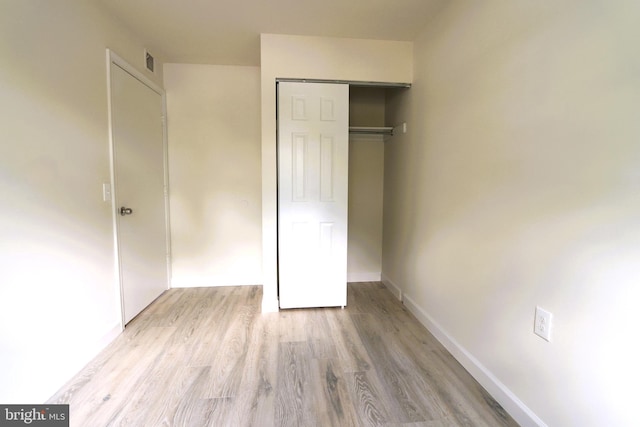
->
[144, 49, 155, 73]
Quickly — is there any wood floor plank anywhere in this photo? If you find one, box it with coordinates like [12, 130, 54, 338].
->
[277, 309, 309, 343]
[347, 370, 390, 426]
[308, 358, 361, 427]
[234, 312, 279, 426]
[187, 287, 252, 368]
[201, 302, 257, 399]
[392, 315, 517, 426]
[274, 341, 312, 427]
[324, 308, 373, 373]
[304, 308, 339, 359]
[63, 326, 176, 426]
[153, 366, 211, 427]
[47, 283, 519, 427]
[350, 312, 428, 424]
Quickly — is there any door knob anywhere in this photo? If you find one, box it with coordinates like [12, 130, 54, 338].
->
[120, 206, 133, 216]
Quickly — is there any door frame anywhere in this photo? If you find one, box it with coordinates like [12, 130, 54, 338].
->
[106, 49, 172, 330]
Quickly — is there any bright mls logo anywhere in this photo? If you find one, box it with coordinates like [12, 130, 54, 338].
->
[0, 405, 68, 426]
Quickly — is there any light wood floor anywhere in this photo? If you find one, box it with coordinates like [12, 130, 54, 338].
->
[48, 282, 518, 427]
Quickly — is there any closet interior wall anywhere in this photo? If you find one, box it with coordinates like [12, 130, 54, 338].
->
[347, 86, 388, 283]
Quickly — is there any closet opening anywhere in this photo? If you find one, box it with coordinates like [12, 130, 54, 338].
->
[275, 79, 410, 309]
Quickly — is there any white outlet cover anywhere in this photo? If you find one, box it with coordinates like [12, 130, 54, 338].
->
[534, 306, 552, 341]
[103, 183, 112, 202]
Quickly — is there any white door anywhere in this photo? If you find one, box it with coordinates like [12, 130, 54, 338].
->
[278, 82, 349, 309]
[110, 61, 168, 324]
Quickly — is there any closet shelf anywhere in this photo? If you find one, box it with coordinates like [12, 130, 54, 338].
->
[348, 126, 394, 136]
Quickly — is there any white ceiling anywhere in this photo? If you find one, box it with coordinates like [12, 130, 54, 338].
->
[96, 0, 446, 65]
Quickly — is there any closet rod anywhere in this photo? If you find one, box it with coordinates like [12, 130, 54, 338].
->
[349, 126, 394, 136]
[276, 78, 411, 89]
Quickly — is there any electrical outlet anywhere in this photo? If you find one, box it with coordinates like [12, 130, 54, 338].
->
[534, 306, 552, 341]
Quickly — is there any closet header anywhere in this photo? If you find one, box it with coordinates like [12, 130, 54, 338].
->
[276, 78, 410, 89]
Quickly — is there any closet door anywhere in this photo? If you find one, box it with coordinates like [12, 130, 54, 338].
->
[278, 82, 349, 309]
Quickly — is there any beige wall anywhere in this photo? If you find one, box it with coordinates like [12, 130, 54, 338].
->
[164, 64, 262, 287]
[261, 34, 412, 311]
[348, 87, 386, 281]
[0, 1, 164, 402]
[383, 1, 640, 426]
[348, 138, 384, 282]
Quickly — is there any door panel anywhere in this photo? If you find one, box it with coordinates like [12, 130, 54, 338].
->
[278, 82, 349, 309]
[111, 63, 168, 324]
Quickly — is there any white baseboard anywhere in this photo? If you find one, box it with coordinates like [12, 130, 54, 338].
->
[381, 274, 403, 301]
[171, 277, 261, 288]
[401, 293, 547, 427]
[99, 323, 123, 346]
[347, 271, 382, 282]
[261, 296, 279, 313]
